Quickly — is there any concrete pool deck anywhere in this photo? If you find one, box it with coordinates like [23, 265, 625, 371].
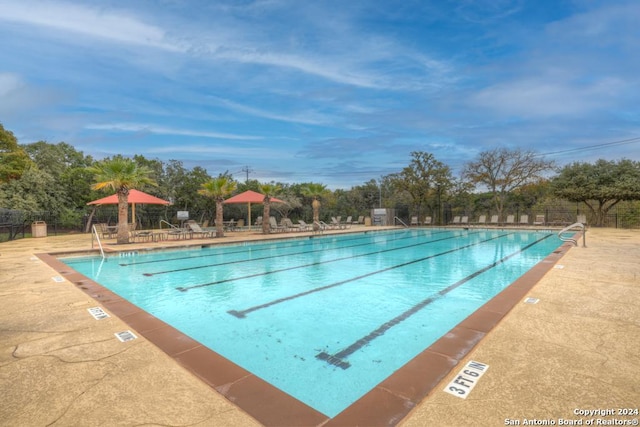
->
[1, 226, 639, 426]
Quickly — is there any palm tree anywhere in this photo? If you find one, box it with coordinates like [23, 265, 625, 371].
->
[198, 176, 237, 237]
[87, 158, 157, 244]
[301, 183, 327, 229]
[259, 182, 282, 234]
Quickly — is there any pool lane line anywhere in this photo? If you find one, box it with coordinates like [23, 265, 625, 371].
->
[120, 228, 419, 266]
[147, 230, 456, 277]
[226, 232, 517, 318]
[315, 233, 554, 369]
[175, 231, 483, 292]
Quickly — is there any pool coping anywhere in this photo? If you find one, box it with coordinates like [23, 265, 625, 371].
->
[37, 230, 578, 427]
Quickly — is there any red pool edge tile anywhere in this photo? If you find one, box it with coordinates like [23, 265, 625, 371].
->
[36, 237, 575, 427]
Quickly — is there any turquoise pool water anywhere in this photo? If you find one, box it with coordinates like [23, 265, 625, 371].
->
[62, 228, 564, 417]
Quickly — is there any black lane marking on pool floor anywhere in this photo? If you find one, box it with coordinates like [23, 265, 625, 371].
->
[143, 230, 451, 276]
[226, 232, 516, 318]
[120, 229, 417, 267]
[176, 231, 481, 292]
[315, 234, 553, 369]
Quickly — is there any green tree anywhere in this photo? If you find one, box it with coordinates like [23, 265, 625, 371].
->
[197, 176, 237, 237]
[300, 182, 328, 228]
[259, 182, 282, 233]
[0, 166, 63, 212]
[0, 123, 32, 182]
[390, 151, 453, 221]
[86, 157, 157, 244]
[463, 148, 554, 221]
[552, 159, 640, 226]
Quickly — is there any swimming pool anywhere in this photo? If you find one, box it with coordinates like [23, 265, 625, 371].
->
[61, 228, 566, 418]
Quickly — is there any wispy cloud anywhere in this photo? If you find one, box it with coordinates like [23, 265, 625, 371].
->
[85, 123, 262, 141]
[0, 0, 182, 51]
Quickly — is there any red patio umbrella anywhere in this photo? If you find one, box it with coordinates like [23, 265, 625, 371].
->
[87, 189, 171, 221]
[223, 190, 284, 229]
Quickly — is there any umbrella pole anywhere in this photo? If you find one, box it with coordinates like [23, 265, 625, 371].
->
[247, 202, 251, 232]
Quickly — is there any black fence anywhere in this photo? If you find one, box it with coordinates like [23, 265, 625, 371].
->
[2, 200, 639, 242]
[0, 210, 60, 241]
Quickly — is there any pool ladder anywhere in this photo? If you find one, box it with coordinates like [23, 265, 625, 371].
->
[91, 224, 106, 259]
[557, 222, 586, 247]
[394, 217, 408, 227]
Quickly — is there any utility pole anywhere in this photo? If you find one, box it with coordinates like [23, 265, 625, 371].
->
[241, 165, 253, 184]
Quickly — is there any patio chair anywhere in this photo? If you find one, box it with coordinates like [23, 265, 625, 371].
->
[489, 215, 499, 225]
[519, 215, 529, 225]
[344, 216, 353, 228]
[505, 215, 515, 225]
[410, 216, 419, 226]
[97, 223, 116, 239]
[424, 216, 432, 225]
[460, 216, 469, 225]
[356, 216, 365, 224]
[476, 215, 486, 225]
[451, 216, 461, 225]
[330, 217, 345, 229]
[533, 214, 545, 226]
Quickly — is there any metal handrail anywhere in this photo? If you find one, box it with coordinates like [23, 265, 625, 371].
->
[394, 216, 408, 227]
[557, 222, 586, 247]
[91, 224, 106, 259]
[160, 219, 180, 229]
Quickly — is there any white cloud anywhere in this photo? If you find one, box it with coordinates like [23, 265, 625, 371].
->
[471, 77, 624, 117]
[0, 0, 182, 51]
[85, 123, 262, 141]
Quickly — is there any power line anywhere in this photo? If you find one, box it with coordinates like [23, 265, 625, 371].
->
[240, 165, 253, 183]
[538, 136, 640, 157]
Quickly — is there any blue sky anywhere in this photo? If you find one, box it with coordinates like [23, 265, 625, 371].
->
[1, 0, 639, 189]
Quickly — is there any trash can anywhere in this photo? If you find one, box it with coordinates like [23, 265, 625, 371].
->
[31, 221, 47, 238]
[364, 217, 372, 226]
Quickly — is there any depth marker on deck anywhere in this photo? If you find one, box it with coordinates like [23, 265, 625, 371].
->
[87, 307, 110, 320]
[115, 330, 137, 342]
[444, 360, 489, 399]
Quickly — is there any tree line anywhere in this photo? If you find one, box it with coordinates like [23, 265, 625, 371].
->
[1, 123, 639, 238]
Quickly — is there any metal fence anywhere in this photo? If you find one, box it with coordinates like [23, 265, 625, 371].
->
[2, 200, 639, 242]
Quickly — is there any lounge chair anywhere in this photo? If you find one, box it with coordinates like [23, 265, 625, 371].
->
[313, 221, 326, 233]
[451, 216, 460, 225]
[533, 214, 545, 226]
[298, 220, 312, 231]
[281, 218, 298, 231]
[505, 215, 515, 225]
[410, 216, 419, 226]
[186, 220, 214, 238]
[489, 215, 499, 226]
[424, 216, 432, 225]
[269, 216, 286, 233]
[476, 215, 486, 225]
[356, 216, 364, 224]
[460, 216, 469, 225]
[519, 215, 529, 225]
[344, 216, 353, 228]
